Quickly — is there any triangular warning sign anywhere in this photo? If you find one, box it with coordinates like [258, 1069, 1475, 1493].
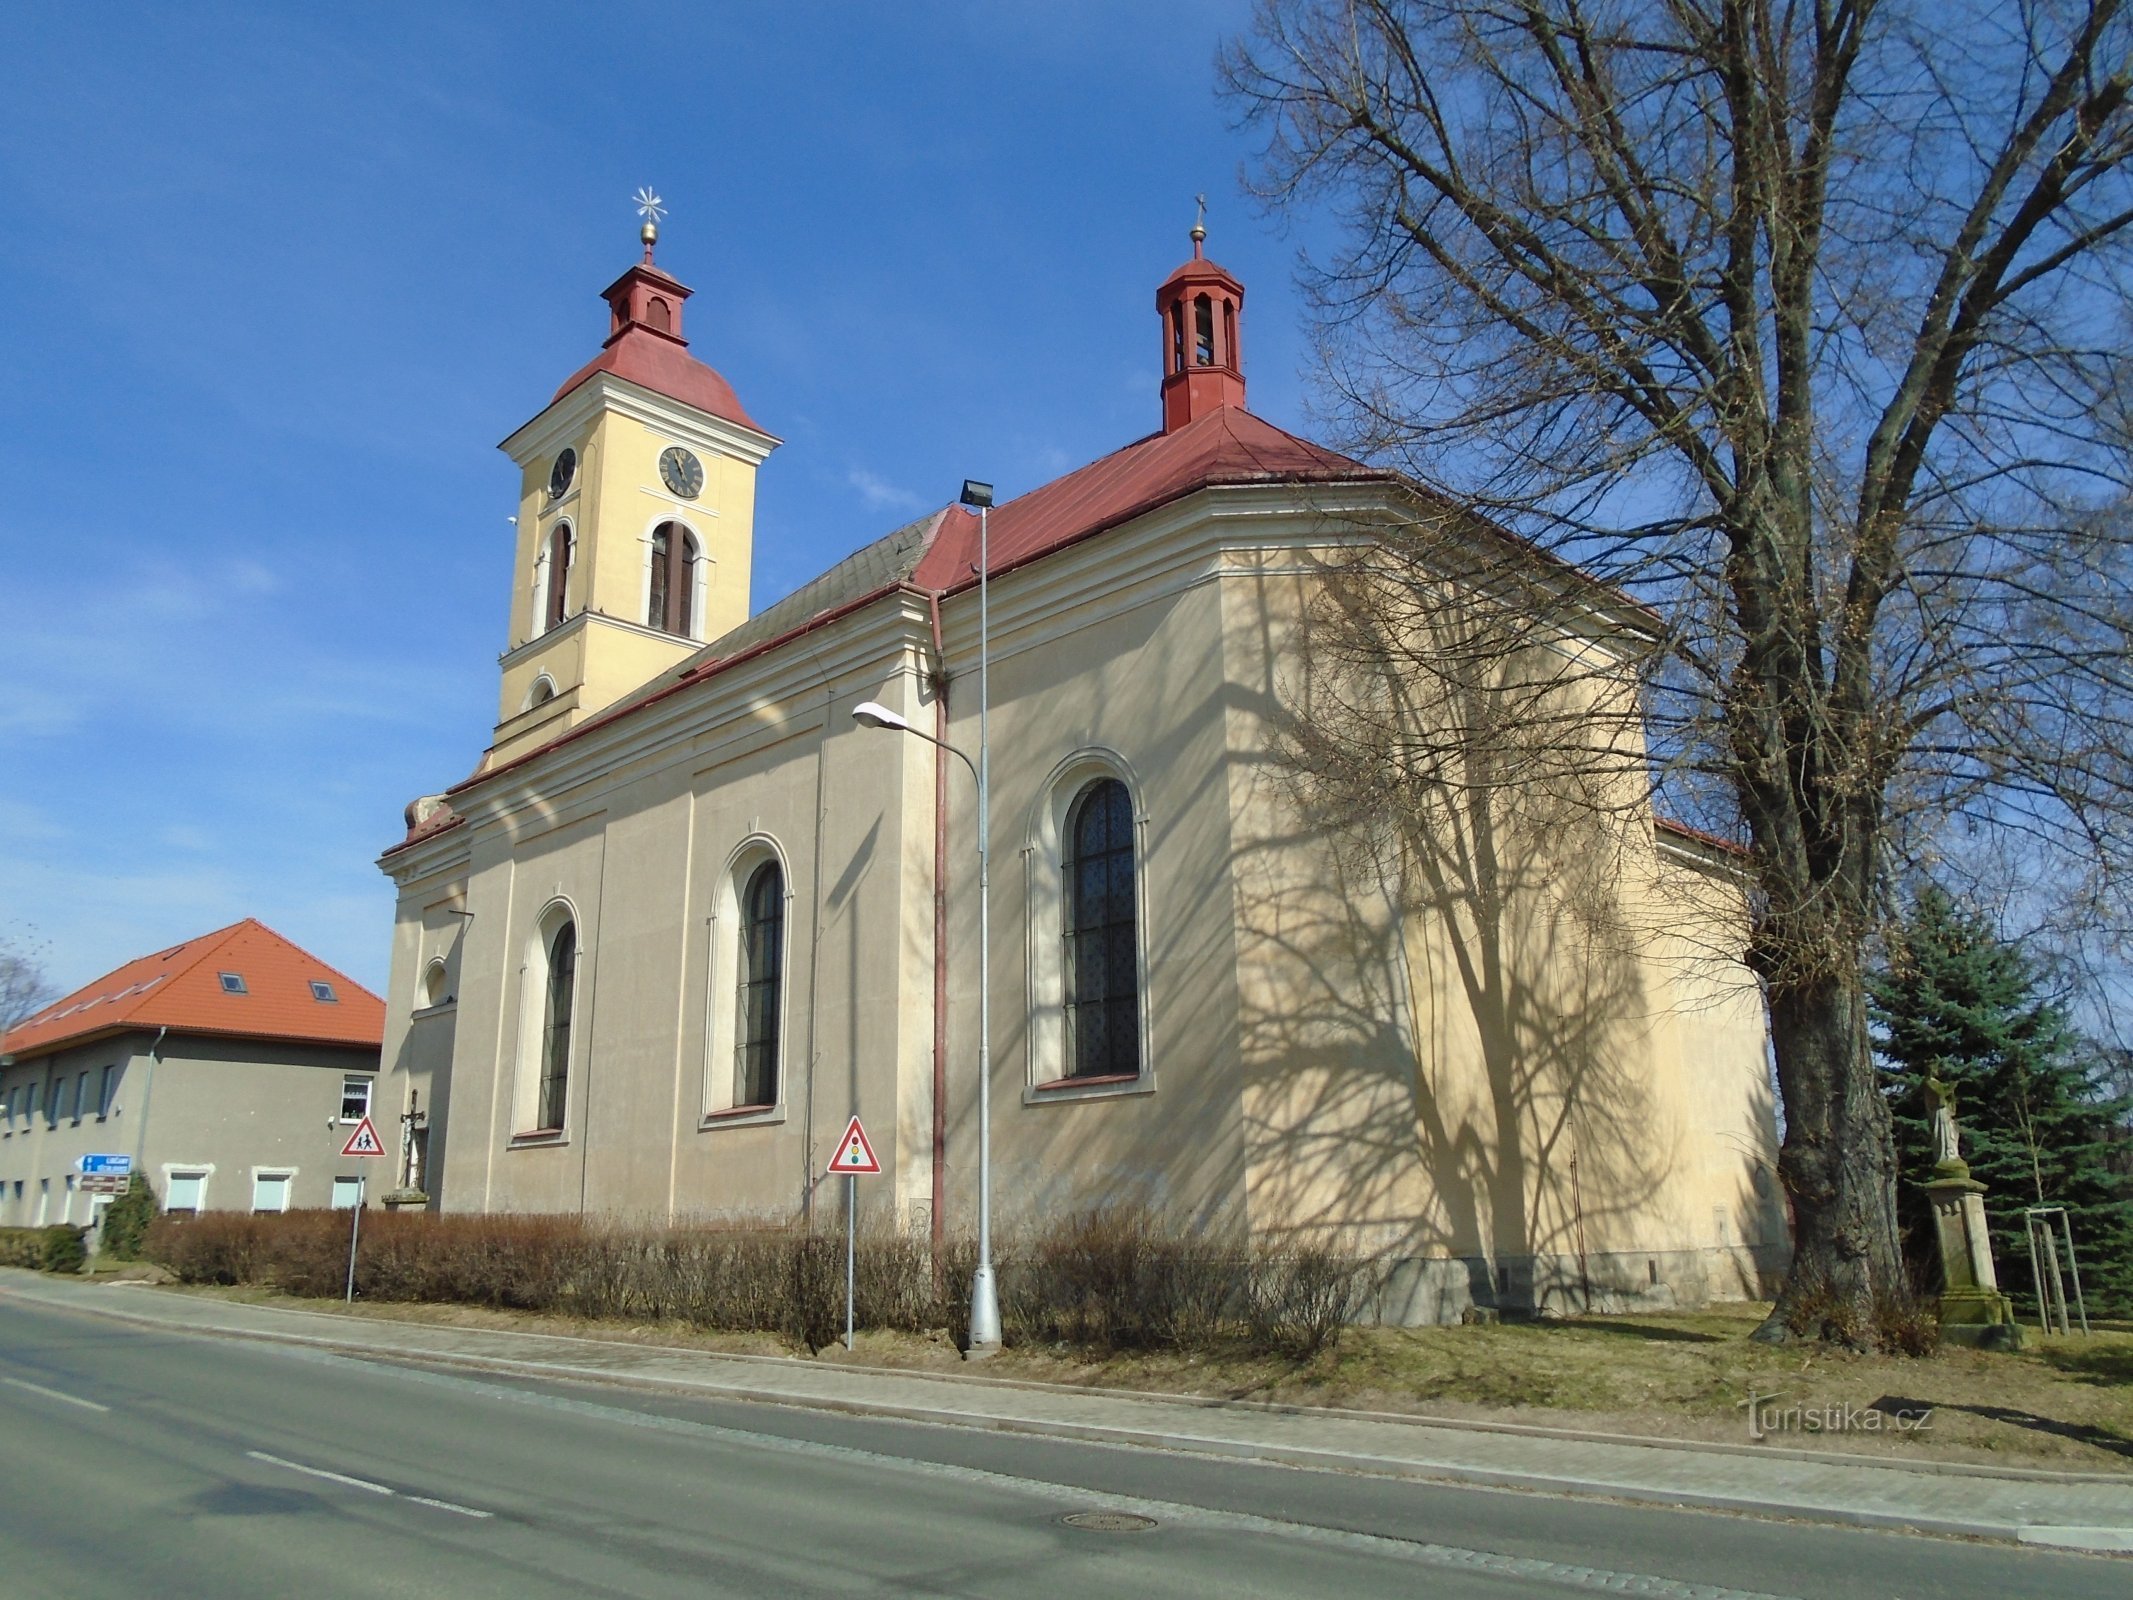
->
[826, 1114, 881, 1175]
[340, 1115, 386, 1158]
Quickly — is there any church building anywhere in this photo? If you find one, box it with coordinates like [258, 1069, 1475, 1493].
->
[376, 212, 1786, 1322]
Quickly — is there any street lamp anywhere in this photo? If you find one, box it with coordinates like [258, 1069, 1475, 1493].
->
[848, 475, 1001, 1358]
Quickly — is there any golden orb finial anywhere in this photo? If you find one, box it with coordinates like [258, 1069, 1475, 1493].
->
[633, 186, 667, 263]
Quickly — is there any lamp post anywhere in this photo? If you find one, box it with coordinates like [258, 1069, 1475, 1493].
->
[850, 476, 1000, 1357]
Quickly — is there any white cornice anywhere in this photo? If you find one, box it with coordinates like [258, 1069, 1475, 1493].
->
[500, 373, 780, 469]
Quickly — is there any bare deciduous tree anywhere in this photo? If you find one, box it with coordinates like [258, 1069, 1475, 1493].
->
[1226, 0, 2133, 1342]
[1, 928, 60, 1033]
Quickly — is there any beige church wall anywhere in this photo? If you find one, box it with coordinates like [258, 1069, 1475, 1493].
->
[377, 866, 472, 1200]
[417, 621, 941, 1233]
[1207, 543, 1776, 1320]
[926, 545, 1252, 1240]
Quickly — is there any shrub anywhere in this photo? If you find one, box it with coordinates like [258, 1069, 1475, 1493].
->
[98, 1175, 156, 1260]
[0, 1226, 92, 1274]
[40, 1225, 88, 1275]
[133, 1202, 1373, 1359]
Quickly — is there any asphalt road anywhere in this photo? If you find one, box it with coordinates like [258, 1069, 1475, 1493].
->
[0, 1297, 2121, 1599]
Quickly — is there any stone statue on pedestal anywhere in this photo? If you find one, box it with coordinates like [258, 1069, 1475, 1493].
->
[1918, 1069, 2022, 1349]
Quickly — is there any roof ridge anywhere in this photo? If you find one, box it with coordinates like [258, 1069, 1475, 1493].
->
[225, 918, 386, 1006]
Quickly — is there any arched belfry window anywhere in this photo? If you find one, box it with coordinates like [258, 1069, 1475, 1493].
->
[646, 295, 671, 333]
[1169, 302, 1186, 374]
[735, 861, 784, 1108]
[1193, 295, 1215, 366]
[649, 521, 698, 638]
[1063, 778, 1139, 1079]
[545, 522, 572, 629]
[538, 919, 577, 1132]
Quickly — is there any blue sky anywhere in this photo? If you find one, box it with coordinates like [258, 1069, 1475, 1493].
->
[0, 1, 1326, 999]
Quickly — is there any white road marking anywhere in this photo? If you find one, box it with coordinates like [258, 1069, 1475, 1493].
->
[247, 1451, 393, 1494]
[3, 1376, 111, 1413]
[246, 1450, 492, 1518]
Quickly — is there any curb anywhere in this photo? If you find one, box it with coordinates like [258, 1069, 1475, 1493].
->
[11, 1278, 2133, 1555]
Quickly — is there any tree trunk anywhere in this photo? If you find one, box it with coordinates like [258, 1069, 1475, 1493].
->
[1756, 964, 1905, 1346]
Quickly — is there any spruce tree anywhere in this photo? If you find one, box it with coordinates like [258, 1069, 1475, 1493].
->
[1870, 888, 2133, 1317]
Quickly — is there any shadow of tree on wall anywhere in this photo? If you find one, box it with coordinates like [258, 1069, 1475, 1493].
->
[1217, 514, 1765, 1317]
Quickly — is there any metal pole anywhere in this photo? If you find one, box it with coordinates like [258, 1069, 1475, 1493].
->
[846, 1171, 856, 1352]
[344, 1174, 362, 1304]
[968, 499, 1001, 1356]
[2023, 1214, 2044, 1333]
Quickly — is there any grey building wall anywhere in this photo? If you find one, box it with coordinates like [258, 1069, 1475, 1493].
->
[0, 1029, 382, 1226]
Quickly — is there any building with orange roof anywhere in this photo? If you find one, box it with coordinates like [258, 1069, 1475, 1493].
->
[375, 218, 1786, 1321]
[0, 920, 385, 1227]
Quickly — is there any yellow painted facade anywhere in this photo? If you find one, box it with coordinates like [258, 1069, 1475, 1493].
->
[488, 354, 774, 768]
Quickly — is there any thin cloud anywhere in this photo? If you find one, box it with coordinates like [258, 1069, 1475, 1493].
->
[847, 468, 923, 515]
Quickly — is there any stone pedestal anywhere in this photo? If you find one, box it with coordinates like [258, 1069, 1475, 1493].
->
[1923, 1164, 2022, 1350]
[380, 1188, 430, 1212]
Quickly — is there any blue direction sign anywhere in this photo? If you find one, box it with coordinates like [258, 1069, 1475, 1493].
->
[79, 1154, 132, 1177]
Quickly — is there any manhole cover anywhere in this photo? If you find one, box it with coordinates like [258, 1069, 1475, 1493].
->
[1061, 1511, 1158, 1532]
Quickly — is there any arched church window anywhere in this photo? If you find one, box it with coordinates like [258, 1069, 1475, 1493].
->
[545, 522, 572, 630]
[649, 521, 698, 639]
[538, 920, 576, 1132]
[1194, 295, 1215, 366]
[734, 860, 784, 1108]
[1063, 778, 1139, 1079]
[1223, 300, 1236, 369]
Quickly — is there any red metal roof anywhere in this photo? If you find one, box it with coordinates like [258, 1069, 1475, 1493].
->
[389, 404, 1386, 843]
[2, 919, 384, 1061]
[550, 322, 769, 436]
[911, 404, 1381, 592]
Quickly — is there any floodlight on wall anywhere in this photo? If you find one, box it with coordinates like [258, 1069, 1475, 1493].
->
[959, 480, 994, 509]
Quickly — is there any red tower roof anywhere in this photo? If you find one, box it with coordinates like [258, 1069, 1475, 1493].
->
[547, 252, 768, 436]
[1156, 219, 1247, 433]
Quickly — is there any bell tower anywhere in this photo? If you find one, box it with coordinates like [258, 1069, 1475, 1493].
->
[487, 196, 779, 770]
[1156, 201, 1246, 433]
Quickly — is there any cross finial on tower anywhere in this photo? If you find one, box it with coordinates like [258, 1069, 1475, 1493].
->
[1191, 193, 1207, 257]
[634, 186, 667, 263]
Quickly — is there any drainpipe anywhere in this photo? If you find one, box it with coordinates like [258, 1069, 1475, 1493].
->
[133, 1026, 167, 1175]
[926, 588, 951, 1267]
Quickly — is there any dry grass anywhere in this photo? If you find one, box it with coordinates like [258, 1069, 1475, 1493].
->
[157, 1281, 2133, 1473]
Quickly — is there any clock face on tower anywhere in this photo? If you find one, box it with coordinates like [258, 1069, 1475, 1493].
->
[548, 448, 577, 501]
[659, 446, 704, 499]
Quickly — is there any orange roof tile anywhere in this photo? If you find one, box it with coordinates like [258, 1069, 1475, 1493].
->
[1, 919, 384, 1061]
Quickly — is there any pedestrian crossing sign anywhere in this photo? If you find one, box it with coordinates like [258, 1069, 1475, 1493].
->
[339, 1116, 386, 1158]
[827, 1115, 881, 1175]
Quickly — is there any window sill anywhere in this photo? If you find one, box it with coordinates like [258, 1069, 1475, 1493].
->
[699, 1103, 784, 1131]
[508, 1129, 569, 1148]
[1025, 1072, 1155, 1105]
[411, 1001, 458, 1019]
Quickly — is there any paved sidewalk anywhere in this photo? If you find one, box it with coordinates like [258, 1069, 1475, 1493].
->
[6, 1269, 2130, 1554]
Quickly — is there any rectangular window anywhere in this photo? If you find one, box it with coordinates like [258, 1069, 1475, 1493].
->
[164, 1170, 207, 1213]
[44, 1078, 58, 1127]
[330, 1176, 363, 1210]
[340, 1076, 372, 1124]
[219, 971, 247, 994]
[252, 1172, 292, 1213]
[72, 1071, 88, 1123]
[310, 980, 338, 1003]
[98, 1064, 117, 1119]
